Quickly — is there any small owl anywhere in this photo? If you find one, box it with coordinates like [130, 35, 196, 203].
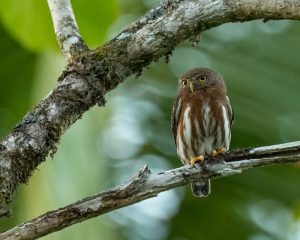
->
[171, 67, 233, 197]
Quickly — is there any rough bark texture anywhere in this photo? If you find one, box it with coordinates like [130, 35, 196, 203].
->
[1, 141, 300, 240]
[0, 0, 300, 219]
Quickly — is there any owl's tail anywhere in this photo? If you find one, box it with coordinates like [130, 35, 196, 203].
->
[191, 179, 211, 197]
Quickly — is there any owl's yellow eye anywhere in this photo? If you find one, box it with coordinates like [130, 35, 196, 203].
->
[182, 80, 188, 87]
[199, 75, 207, 82]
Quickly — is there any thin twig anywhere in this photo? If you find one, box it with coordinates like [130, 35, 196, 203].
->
[47, 0, 88, 62]
[1, 141, 300, 240]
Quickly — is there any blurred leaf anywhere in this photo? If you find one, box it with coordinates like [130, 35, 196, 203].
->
[72, 0, 119, 47]
[0, 24, 36, 137]
[0, 0, 57, 50]
[0, 0, 119, 51]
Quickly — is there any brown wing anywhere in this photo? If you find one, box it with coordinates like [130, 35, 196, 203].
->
[230, 106, 234, 127]
[226, 95, 234, 127]
[171, 96, 182, 144]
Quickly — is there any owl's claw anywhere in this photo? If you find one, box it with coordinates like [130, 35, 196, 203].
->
[209, 148, 226, 158]
[217, 147, 226, 155]
[210, 150, 218, 157]
[190, 148, 226, 165]
[190, 155, 204, 165]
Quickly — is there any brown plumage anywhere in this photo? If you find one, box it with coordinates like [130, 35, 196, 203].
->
[171, 67, 233, 197]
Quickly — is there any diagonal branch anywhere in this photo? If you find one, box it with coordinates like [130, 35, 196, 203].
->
[47, 0, 89, 62]
[1, 141, 300, 240]
[0, 0, 300, 217]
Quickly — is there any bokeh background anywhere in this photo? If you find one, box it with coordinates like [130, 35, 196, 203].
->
[1, 0, 300, 239]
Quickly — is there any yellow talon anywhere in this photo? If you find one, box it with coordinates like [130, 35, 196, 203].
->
[218, 147, 226, 155]
[190, 155, 204, 165]
[211, 150, 218, 157]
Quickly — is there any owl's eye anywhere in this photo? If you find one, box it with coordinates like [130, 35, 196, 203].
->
[199, 75, 207, 82]
[182, 80, 188, 87]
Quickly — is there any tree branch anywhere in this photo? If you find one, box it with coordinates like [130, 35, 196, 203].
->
[0, 0, 300, 217]
[1, 141, 300, 240]
[47, 0, 88, 62]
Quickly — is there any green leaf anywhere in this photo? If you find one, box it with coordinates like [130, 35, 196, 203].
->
[0, 26, 36, 138]
[0, 0, 57, 51]
[72, 0, 119, 48]
[0, 0, 119, 51]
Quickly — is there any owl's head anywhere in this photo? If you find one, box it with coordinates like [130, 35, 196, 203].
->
[178, 67, 226, 92]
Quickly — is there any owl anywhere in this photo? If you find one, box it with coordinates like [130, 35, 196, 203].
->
[171, 67, 233, 197]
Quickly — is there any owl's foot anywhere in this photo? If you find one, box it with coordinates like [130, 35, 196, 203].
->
[217, 147, 226, 155]
[210, 150, 218, 157]
[209, 147, 226, 157]
[190, 155, 204, 165]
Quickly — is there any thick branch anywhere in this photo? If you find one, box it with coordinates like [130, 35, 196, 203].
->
[0, 0, 300, 217]
[1, 141, 300, 240]
[47, 0, 88, 62]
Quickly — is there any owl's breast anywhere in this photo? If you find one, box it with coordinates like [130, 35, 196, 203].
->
[176, 96, 231, 164]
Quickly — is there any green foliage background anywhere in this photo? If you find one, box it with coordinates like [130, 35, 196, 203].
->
[1, 0, 300, 239]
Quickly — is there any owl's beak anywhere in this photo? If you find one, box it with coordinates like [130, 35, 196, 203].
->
[189, 82, 194, 92]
